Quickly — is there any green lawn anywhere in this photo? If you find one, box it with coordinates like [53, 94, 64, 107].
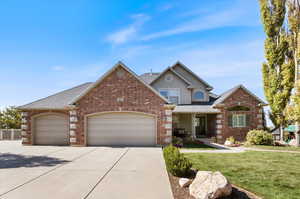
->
[182, 143, 217, 150]
[185, 151, 300, 199]
[247, 145, 300, 152]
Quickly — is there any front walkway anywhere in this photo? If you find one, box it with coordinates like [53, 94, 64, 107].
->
[0, 141, 173, 199]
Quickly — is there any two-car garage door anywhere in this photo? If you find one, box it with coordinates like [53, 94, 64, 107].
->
[87, 112, 156, 146]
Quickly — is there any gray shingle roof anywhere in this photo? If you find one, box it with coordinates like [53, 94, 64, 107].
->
[213, 84, 266, 105]
[139, 72, 160, 84]
[18, 82, 93, 110]
[173, 105, 220, 113]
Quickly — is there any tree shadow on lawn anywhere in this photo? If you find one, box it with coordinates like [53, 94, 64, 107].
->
[0, 153, 70, 169]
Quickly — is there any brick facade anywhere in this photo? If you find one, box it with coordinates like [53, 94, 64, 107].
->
[71, 67, 171, 146]
[215, 88, 264, 143]
[20, 64, 264, 146]
[21, 110, 69, 145]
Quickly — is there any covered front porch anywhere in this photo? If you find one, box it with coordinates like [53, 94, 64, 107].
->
[172, 105, 221, 139]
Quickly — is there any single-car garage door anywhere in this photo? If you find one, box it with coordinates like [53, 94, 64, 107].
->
[87, 112, 156, 146]
[34, 114, 69, 145]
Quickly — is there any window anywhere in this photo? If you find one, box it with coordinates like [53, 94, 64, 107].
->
[159, 89, 180, 104]
[193, 91, 204, 100]
[232, 114, 246, 127]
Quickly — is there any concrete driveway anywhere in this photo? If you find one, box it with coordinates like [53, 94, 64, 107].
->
[0, 141, 173, 199]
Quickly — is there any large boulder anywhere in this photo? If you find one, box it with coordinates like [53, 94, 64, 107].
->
[189, 171, 232, 199]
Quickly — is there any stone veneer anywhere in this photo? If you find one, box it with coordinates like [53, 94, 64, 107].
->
[215, 88, 264, 143]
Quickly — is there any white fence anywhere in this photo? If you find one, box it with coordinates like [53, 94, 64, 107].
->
[0, 129, 22, 140]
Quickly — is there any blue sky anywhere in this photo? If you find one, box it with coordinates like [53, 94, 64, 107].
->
[0, 0, 265, 110]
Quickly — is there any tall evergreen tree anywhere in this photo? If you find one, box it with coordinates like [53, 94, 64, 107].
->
[259, 0, 295, 140]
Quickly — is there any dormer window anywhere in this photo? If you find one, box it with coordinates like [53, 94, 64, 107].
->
[193, 91, 204, 100]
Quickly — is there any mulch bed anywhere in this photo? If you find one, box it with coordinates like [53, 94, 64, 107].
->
[168, 173, 261, 199]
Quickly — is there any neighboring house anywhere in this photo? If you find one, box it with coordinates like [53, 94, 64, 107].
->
[19, 61, 266, 146]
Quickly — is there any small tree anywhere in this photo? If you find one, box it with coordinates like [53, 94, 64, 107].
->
[0, 106, 21, 129]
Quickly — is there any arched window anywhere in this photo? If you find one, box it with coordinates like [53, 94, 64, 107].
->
[193, 91, 204, 100]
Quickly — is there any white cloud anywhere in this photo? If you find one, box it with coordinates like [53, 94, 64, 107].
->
[107, 14, 150, 45]
[107, 27, 137, 45]
[142, 0, 259, 41]
[52, 65, 65, 71]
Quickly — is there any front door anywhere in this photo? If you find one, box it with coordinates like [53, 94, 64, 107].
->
[195, 115, 206, 138]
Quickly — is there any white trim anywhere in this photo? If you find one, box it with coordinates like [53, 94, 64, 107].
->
[69, 61, 169, 104]
[158, 88, 181, 104]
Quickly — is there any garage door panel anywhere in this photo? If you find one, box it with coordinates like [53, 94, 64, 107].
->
[88, 119, 154, 125]
[34, 114, 69, 145]
[87, 112, 156, 146]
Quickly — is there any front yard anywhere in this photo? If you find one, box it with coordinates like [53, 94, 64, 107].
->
[185, 151, 300, 199]
[246, 145, 300, 152]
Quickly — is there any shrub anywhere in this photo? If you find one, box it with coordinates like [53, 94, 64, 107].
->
[246, 130, 273, 145]
[163, 145, 192, 177]
[172, 136, 183, 148]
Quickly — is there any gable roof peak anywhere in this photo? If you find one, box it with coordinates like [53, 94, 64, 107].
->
[170, 61, 213, 90]
[213, 84, 266, 106]
[69, 61, 169, 104]
[149, 66, 192, 86]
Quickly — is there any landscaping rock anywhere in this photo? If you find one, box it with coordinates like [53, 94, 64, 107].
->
[224, 140, 233, 146]
[179, 178, 192, 187]
[189, 171, 232, 199]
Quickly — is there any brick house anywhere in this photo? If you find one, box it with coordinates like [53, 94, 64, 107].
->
[19, 61, 266, 146]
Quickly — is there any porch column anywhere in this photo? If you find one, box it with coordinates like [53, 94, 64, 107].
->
[69, 110, 78, 145]
[163, 105, 175, 145]
[216, 114, 223, 142]
[21, 112, 31, 145]
[191, 113, 196, 138]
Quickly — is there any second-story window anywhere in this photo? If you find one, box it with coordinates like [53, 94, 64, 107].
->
[159, 89, 180, 104]
[193, 91, 204, 100]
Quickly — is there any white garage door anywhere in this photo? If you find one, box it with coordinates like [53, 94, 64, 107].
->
[87, 112, 156, 146]
[34, 114, 69, 145]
